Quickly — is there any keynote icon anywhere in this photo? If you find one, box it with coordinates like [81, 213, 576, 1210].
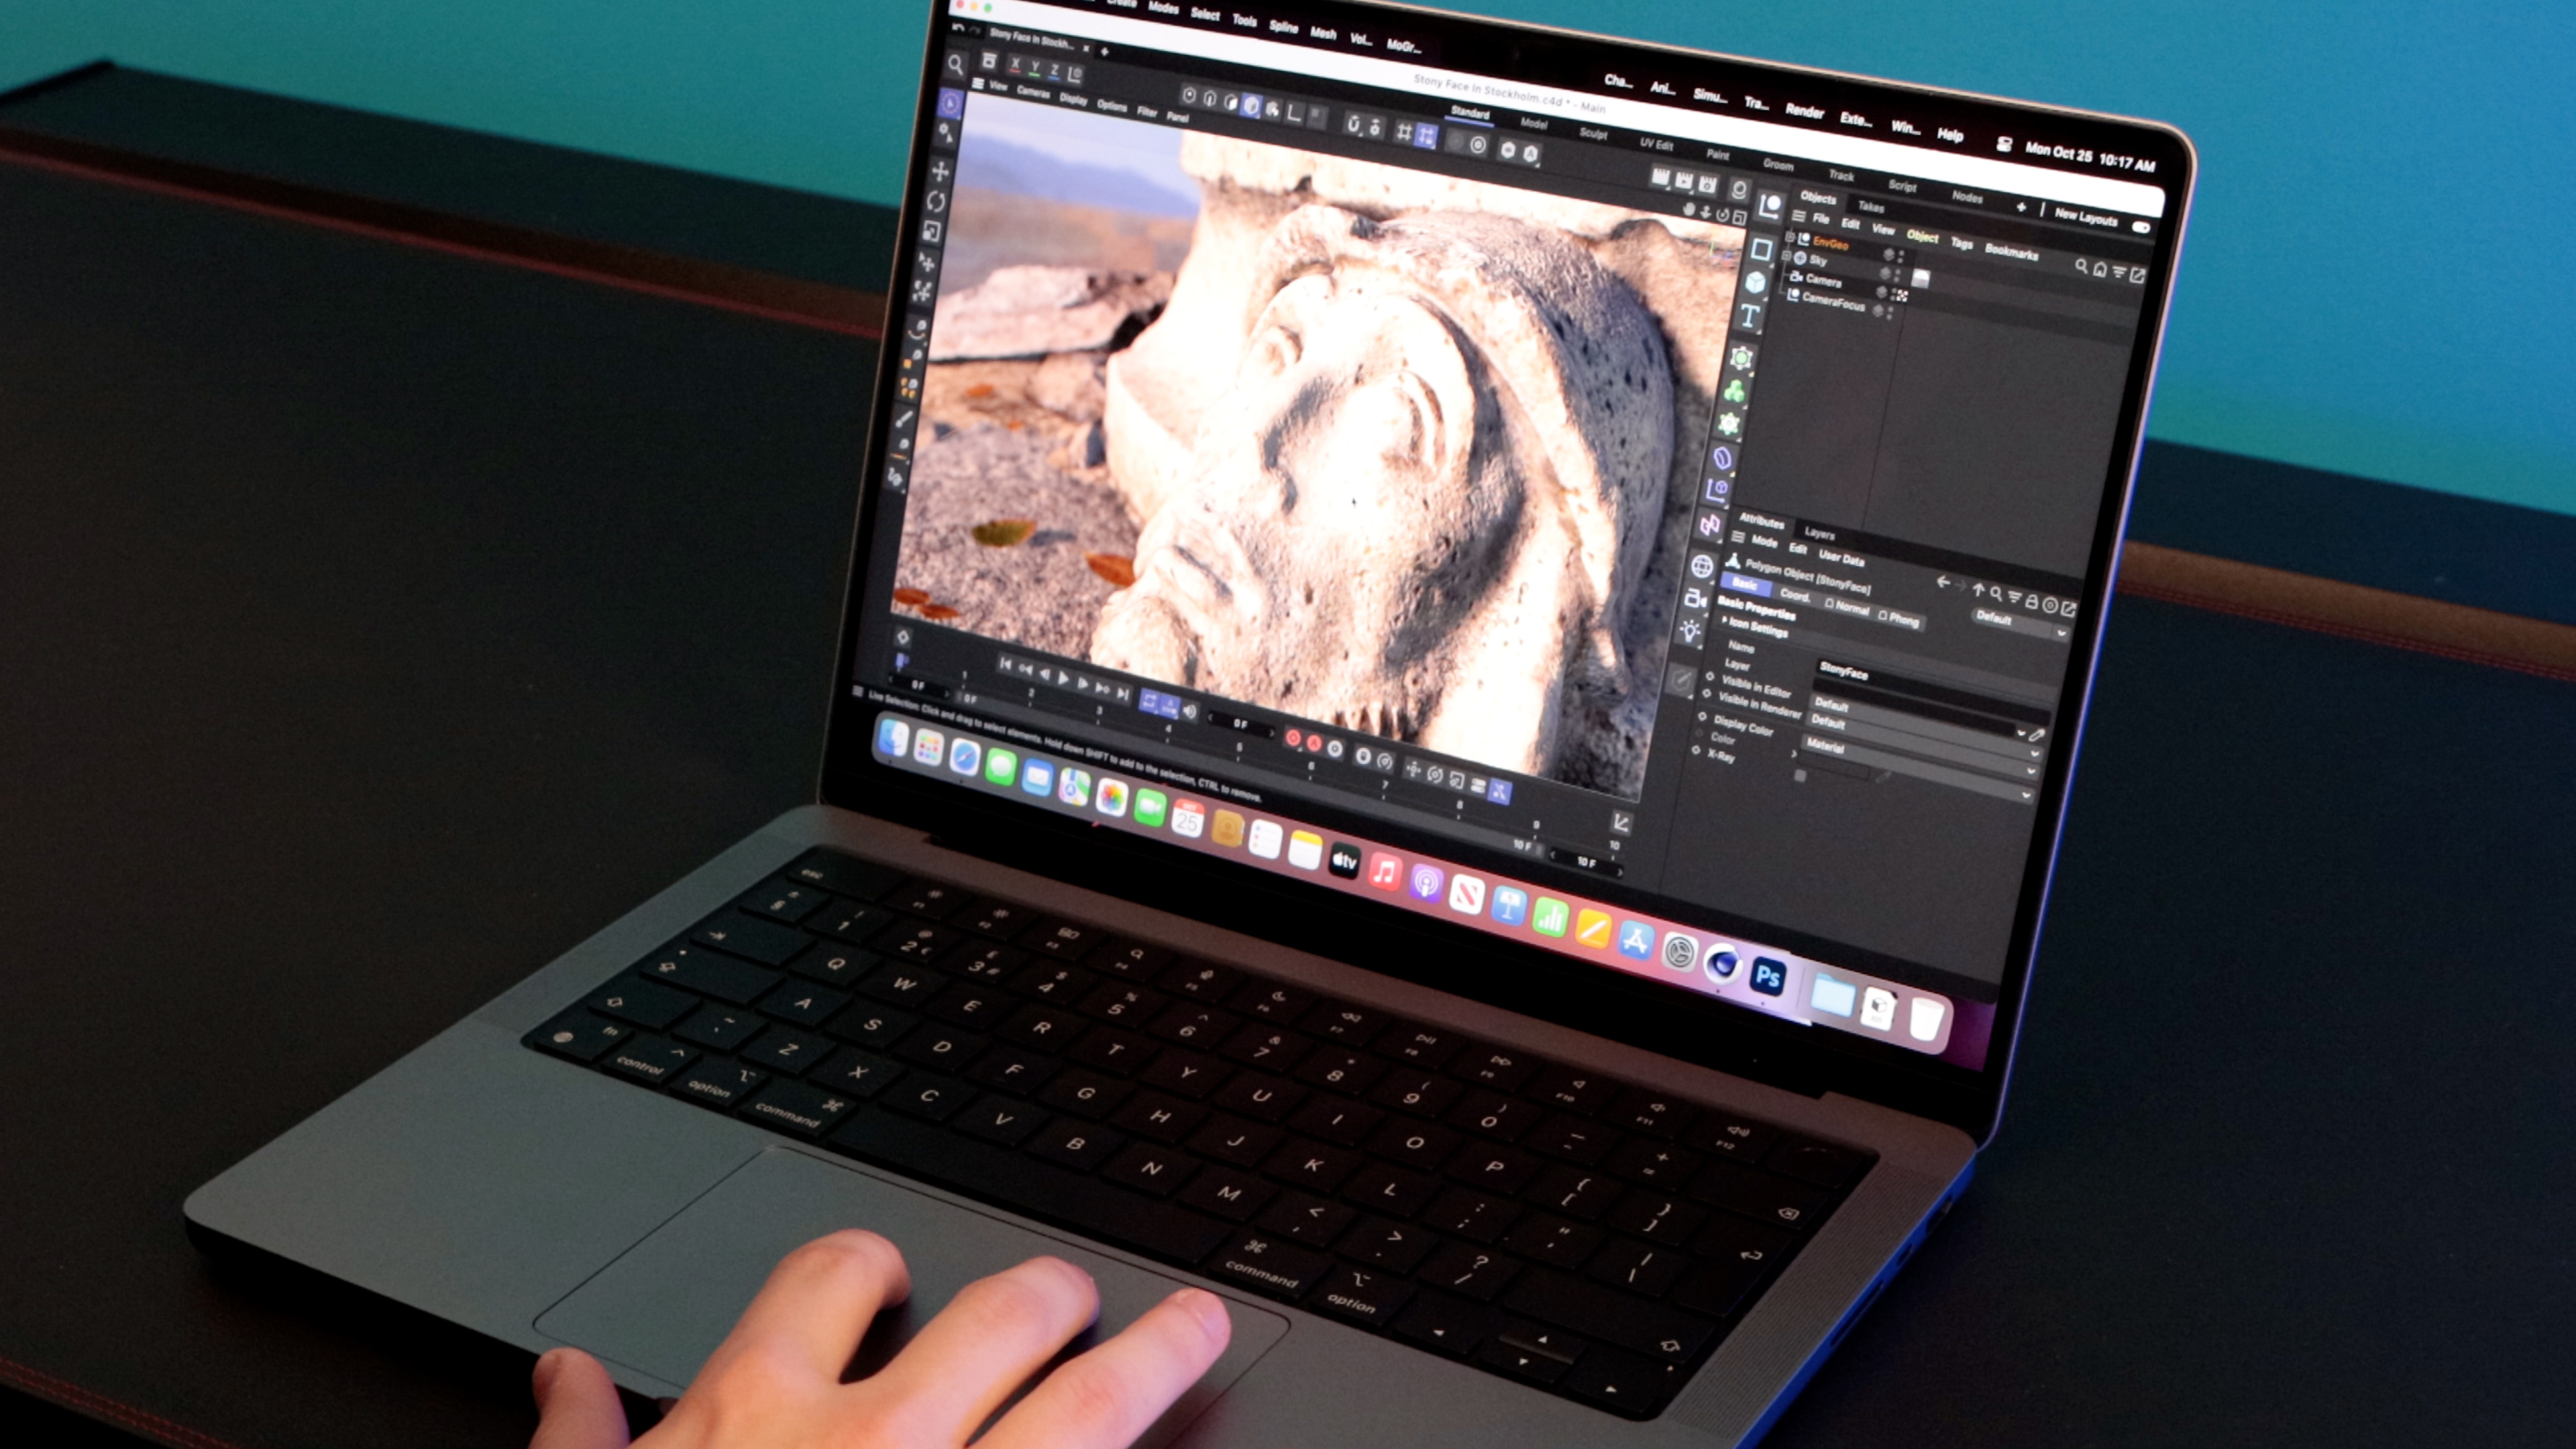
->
[1489, 886, 1529, 926]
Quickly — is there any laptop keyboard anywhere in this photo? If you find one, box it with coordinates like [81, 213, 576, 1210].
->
[527, 847, 1872, 1419]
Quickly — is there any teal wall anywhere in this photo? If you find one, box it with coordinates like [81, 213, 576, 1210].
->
[7, 1, 2573, 516]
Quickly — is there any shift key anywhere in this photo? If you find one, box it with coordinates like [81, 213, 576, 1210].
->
[637, 944, 781, 1004]
[693, 912, 814, 965]
[1502, 1269, 1715, 1364]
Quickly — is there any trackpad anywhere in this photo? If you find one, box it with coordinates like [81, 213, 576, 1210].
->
[537, 1148, 1287, 1444]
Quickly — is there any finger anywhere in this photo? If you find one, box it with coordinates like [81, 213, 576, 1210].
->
[531, 1347, 631, 1449]
[977, 1288, 1231, 1449]
[703, 1229, 912, 1383]
[861, 1254, 1102, 1438]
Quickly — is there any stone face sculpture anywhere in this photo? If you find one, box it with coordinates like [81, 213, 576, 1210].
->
[1090, 205, 1674, 788]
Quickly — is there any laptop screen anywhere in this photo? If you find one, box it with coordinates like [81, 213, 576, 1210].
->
[841, 0, 2189, 1076]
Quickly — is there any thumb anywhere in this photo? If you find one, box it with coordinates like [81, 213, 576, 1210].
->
[531, 1347, 631, 1449]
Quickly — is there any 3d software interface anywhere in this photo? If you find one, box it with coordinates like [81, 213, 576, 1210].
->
[851, 0, 2170, 1012]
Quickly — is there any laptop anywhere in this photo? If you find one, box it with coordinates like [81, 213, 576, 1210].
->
[187, 1, 2191, 1441]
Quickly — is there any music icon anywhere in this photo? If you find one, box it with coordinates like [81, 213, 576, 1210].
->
[1365, 851, 1405, 892]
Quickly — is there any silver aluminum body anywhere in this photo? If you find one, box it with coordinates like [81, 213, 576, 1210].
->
[189, 804, 1976, 1446]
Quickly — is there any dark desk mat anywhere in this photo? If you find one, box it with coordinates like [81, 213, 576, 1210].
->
[3, 133, 2569, 1449]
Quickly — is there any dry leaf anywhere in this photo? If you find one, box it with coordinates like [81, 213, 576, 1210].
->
[893, 587, 929, 606]
[971, 518, 1038, 547]
[918, 604, 961, 621]
[1085, 553, 1137, 588]
[965, 382, 996, 398]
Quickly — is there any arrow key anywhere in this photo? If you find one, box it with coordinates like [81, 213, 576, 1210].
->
[1561, 1346, 1685, 1416]
[1391, 1290, 1495, 1358]
[1474, 1336, 1573, 1385]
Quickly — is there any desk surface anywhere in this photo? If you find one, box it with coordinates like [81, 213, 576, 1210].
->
[3, 78, 2571, 1449]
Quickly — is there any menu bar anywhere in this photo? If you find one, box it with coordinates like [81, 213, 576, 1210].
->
[953, 0, 2169, 217]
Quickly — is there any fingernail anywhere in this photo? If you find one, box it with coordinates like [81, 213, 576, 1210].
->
[1167, 1288, 1231, 1345]
[532, 1348, 566, 1402]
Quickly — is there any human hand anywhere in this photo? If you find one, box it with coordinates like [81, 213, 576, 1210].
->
[529, 1230, 1232, 1449]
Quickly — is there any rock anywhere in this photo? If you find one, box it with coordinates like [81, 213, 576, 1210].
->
[929, 265, 1173, 361]
[1030, 350, 1109, 421]
[891, 424, 1139, 659]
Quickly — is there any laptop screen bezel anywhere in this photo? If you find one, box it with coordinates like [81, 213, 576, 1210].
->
[818, 0, 2195, 1143]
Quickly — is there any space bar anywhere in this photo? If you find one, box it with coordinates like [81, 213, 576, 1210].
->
[826, 1108, 1230, 1266]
